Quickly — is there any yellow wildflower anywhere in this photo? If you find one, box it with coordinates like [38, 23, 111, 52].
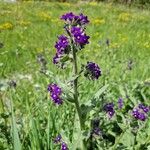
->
[38, 12, 51, 21]
[0, 22, 13, 31]
[61, 2, 71, 7]
[118, 13, 131, 22]
[18, 20, 31, 27]
[93, 18, 105, 25]
[89, 2, 98, 6]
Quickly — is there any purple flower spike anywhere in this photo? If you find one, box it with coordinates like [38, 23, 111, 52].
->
[47, 84, 63, 105]
[104, 103, 115, 118]
[53, 134, 62, 143]
[84, 62, 101, 80]
[118, 98, 123, 109]
[61, 142, 68, 150]
[78, 13, 89, 25]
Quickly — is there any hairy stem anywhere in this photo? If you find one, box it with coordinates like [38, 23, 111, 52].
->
[72, 43, 87, 150]
[72, 45, 83, 130]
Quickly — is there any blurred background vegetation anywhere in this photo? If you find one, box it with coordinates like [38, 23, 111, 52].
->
[16, 0, 150, 8]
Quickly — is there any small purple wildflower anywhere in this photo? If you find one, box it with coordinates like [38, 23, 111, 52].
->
[53, 54, 61, 64]
[84, 62, 101, 80]
[61, 142, 68, 150]
[71, 26, 90, 47]
[47, 84, 63, 105]
[61, 12, 89, 25]
[138, 104, 150, 113]
[53, 134, 62, 143]
[53, 35, 70, 65]
[53, 135, 69, 149]
[132, 108, 147, 121]
[104, 103, 115, 118]
[61, 12, 75, 22]
[78, 13, 89, 25]
[118, 98, 123, 109]
[55, 35, 69, 55]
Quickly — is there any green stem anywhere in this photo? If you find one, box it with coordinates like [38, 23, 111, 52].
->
[72, 42, 87, 150]
[0, 93, 5, 112]
[72, 45, 83, 130]
[112, 127, 127, 150]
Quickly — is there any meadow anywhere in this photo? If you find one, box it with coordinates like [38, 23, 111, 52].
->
[0, 1, 150, 150]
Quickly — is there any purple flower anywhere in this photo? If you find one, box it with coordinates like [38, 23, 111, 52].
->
[71, 27, 90, 47]
[71, 26, 82, 35]
[53, 135, 69, 149]
[84, 62, 101, 80]
[55, 35, 69, 55]
[47, 84, 63, 105]
[78, 13, 89, 25]
[104, 103, 115, 118]
[118, 98, 123, 109]
[53, 54, 61, 64]
[132, 103, 150, 121]
[53, 35, 70, 65]
[74, 33, 90, 45]
[61, 142, 68, 150]
[132, 108, 147, 121]
[61, 12, 89, 25]
[53, 134, 62, 143]
[61, 12, 75, 22]
[138, 104, 150, 113]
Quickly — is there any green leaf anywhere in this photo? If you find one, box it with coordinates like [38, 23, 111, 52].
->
[60, 55, 69, 63]
[94, 84, 109, 99]
[10, 100, 22, 150]
[71, 113, 83, 150]
[119, 129, 135, 147]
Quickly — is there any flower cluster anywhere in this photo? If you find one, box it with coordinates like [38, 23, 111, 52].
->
[53, 35, 70, 64]
[53, 135, 68, 150]
[61, 12, 89, 26]
[132, 104, 150, 121]
[84, 62, 101, 80]
[53, 12, 90, 66]
[47, 84, 63, 105]
[103, 103, 115, 118]
[71, 27, 90, 48]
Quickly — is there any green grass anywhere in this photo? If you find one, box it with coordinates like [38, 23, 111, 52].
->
[0, 1, 150, 149]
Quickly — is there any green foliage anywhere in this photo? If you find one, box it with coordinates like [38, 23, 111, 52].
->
[95, 0, 150, 6]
